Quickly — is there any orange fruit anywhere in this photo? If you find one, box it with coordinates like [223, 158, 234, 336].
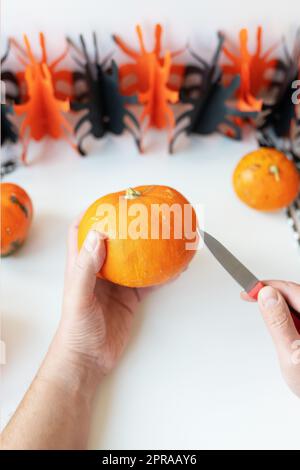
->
[78, 185, 198, 287]
[1, 182, 33, 256]
[233, 148, 299, 211]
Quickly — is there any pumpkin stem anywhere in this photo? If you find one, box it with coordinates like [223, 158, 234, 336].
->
[124, 188, 142, 199]
[269, 165, 280, 182]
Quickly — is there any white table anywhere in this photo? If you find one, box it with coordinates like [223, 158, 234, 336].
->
[1, 130, 299, 450]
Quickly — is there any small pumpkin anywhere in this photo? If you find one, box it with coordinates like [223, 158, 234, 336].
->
[1, 182, 33, 256]
[233, 148, 300, 211]
[78, 185, 199, 287]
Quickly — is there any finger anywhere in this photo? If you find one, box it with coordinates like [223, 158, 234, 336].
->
[240, 280, 300, 309]
[66, 213, 85, 272]
[69, 230, 106, 304]
[258, 286, 299, 359]
[240, 291, 256, 302]
[263, 280, 300, 312]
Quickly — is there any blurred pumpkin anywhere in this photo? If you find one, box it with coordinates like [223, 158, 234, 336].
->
[78, 185, 199, 287]
[233, 148, 300, 211]
[1, 182, 33, 256]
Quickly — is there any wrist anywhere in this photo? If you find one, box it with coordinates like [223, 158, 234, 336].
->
[38, 331, 102, 403]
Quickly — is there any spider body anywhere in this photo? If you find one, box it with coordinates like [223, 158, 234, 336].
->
[68, 33, 140, 155]
[257, 31, 300, 156]
[170, 33, 257, 153]
[11, 34, 74, 163]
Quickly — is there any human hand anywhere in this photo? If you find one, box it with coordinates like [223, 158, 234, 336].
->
[1, 217, 148, 450]
[242, 281, 300, 398]
[41, 216, 147, 397]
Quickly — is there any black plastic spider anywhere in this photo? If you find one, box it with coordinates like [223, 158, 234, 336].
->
[1, 41, 19, 145]
[1, 42, 20, 177]
[67, 33, 141, 156]
[257, 30, 300, 150]
[1, 104, 18, 146]
[1, 41, 20, 103]
[169, 33, 257, 153]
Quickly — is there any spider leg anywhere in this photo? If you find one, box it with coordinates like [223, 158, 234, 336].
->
[74, 113, 90, 134]
[176, 109, 192, 125]
[79, 34, 90, 64]
[39, 32, 48, 63]
[21, 133, 31, 164]
[221, 118, 241, 140]
[223, 76, 240, 97]
[72, 56, 86, 69]
[1, 41, 11, 64]
[228, 107, 258, 119]
[93, 31, 100, 64]
[60, 114, 73, 134]
[9, 37, 28, 59]
[66, 36, 85, 63]
[188, 48, 208, 69]
[170, 47, 186, 59]
[169, 125, 188, 154]
[101, 52, 114, 70]
[50, 45, 70, 71]
[136, 25, 147, 55]
[124, 108, 140, 131]
[154, 23, 162, 56]
[77, 127, 92, 156]
[211, 32, 225, 67]
[257, 127, 277, 148]
[60, 126, 77, 153]
[165, 107, 176, 143]
[112, 34, 139, 60]
[222, 44, 239, 64]
[125, 122, 142, 152]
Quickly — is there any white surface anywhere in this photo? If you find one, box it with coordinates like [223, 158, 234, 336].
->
[1, 0, 300, 450]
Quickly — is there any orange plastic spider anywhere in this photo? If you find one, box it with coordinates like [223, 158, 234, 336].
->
[13, 35, 75, 163]
[114, 24, 181, 131]
[222, 27, 278, 112]
[113, 23, 184, 96]
[10, 32, 73, 102]
[138, 51, 178, 132]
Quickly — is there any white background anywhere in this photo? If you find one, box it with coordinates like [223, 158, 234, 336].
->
[1, 0, 300, 450]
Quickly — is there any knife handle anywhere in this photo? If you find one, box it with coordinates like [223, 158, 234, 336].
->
[248, 281, 265, 300]
[248, 281, 300, 334]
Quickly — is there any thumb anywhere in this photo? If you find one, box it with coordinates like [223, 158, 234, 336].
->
[71, 230, 106, 303]
[258, 286, 299, 358]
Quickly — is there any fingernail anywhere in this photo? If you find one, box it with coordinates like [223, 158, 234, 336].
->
[84, 230, 99, 252]
[259, 286, 279, 308]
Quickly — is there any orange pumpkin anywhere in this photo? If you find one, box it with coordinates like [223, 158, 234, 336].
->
[233, 148, 300, 211]
[78, 185, 199, 287]
[1, 183, 33, 256]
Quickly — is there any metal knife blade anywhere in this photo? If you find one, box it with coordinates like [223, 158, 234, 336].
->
[201, 231, 259, 292]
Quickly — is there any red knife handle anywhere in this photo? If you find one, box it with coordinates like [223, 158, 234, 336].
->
[248, 281, 300, 334]
[248, 281, 265, 301]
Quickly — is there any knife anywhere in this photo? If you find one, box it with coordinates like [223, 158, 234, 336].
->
[202, 231, 300, 332]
